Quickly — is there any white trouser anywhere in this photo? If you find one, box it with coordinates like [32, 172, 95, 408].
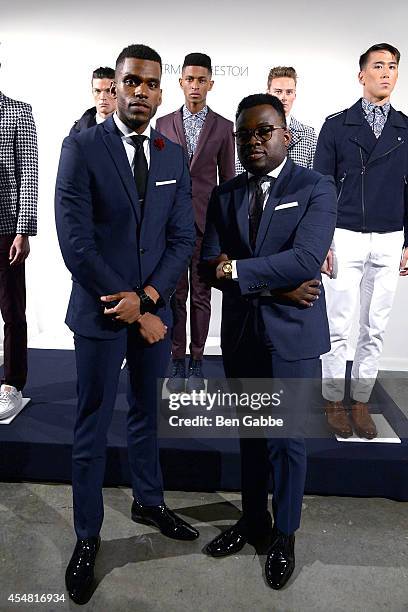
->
[322, 228, 403, 403]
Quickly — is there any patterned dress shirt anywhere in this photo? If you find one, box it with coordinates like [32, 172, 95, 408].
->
[182, 105, 208, 158]
[362, 98, 390, 139]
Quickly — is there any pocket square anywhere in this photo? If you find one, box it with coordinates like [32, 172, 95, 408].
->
[155, 179, 177, 186]
[275, 201, 299, 210]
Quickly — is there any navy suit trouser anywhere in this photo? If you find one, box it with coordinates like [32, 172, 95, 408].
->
[73, 326, 171, 539]
[222, 313, 319, 536]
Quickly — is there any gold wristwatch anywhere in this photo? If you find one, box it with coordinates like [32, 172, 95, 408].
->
[221, 260, 233, 279]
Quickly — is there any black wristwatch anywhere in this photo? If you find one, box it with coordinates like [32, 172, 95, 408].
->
[135, 288, 158, 314]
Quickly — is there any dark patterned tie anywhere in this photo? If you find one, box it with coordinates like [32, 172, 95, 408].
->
[373, 106, 385, 139]
[130, 135, 148, 202]
[249, 176, 275, 250]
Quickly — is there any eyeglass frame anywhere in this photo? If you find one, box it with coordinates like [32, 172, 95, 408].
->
[233, 124, 287, 146]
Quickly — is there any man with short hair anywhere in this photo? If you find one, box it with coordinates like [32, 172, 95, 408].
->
[156, 53, 235, 393]
[69, 66, 116, 134]
[236, 66, 317, 173]
[0, 87, 38, 420]
[315, 43, 408, 439]
[202, 94, 337, 589]
[56, 43, 197, 605]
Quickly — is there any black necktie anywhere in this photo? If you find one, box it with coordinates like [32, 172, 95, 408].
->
[130, 135, 148, 202]
[249, 176, 274, 250]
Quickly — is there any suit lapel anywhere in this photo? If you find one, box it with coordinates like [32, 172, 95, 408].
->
[141, 128, 167, 242]
[233, 174, 251, 251]
[345, 100, 377, 156]
[349, 123, 377, 157]
[254, 159, 294, 255]
[102, 117, 141, 223]
[190, 108, 217, 171]
[145, 128, 163, 199]
[173, 108, 188, 155]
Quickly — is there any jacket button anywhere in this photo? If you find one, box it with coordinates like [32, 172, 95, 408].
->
[140, 248, 146, 254]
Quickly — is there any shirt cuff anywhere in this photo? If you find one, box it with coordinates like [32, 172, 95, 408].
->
[232, 260, 238, 280]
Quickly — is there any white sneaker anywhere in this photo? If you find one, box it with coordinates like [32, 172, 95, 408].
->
[0, 384, 23, 420]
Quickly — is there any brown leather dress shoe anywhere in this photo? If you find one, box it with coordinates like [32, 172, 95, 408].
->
[350, 401, 377, 439]
[325, 400, 353, 438]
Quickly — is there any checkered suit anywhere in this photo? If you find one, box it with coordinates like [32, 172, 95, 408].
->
[235, 115, 317, 174]
[0, 92, 38, 235]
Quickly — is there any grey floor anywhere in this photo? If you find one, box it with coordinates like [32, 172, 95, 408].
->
[0, 484, 407, 612]
[1, 369, 407, 611]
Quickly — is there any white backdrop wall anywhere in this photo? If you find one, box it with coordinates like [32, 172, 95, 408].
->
[1, 0, 407, 368]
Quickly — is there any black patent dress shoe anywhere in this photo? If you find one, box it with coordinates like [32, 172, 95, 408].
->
[205, 514, 273, 558]
[265, 528, 295, 590]
[204, 522, 248, 557]
[65, 536, 100, 605]
[131, 499, 199, 540]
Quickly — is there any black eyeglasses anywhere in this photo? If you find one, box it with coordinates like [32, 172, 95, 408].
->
[233, 124, 286, 145]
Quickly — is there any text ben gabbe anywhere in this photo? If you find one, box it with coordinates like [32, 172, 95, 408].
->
[167, 390, 285, 429]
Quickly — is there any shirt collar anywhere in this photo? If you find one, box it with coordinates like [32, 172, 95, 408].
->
[362, 97, 391, 117]
[95, 112, 107, 124]
[113, 112, 152, 140]
[182, 104, 208, 121]
[247, 156, 288, 181]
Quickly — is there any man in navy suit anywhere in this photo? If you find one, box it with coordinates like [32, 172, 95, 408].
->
[202, 94, 337, 589]
[55, 44, 197, 605]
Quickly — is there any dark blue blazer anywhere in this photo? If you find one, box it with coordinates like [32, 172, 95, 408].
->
[55, 116, 195, 339]
[69, 106, 97, 136]
[314, 99, 408, 245]
[202, 158, 337, 361]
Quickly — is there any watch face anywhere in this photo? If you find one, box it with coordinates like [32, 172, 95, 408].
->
[223, 262, 233, 274]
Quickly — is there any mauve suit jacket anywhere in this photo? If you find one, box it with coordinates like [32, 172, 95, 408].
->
[156, 107, 235, 233]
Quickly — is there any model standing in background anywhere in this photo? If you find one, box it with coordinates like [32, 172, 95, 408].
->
[156, 52, 235, 392]
[315, 43, 408, 439]
[0, 87, 38, 420]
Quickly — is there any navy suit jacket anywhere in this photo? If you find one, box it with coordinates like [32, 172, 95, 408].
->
[202, 158, 337, 361]
[69, 106, 97, 136]
[55, 116, 195, 339]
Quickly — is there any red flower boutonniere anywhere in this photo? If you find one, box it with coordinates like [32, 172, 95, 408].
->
[154, 137, 165, 151]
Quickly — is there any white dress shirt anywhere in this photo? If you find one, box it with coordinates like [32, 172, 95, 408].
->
[96, 113, 107, 124]
[113, 112, 151, 170]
